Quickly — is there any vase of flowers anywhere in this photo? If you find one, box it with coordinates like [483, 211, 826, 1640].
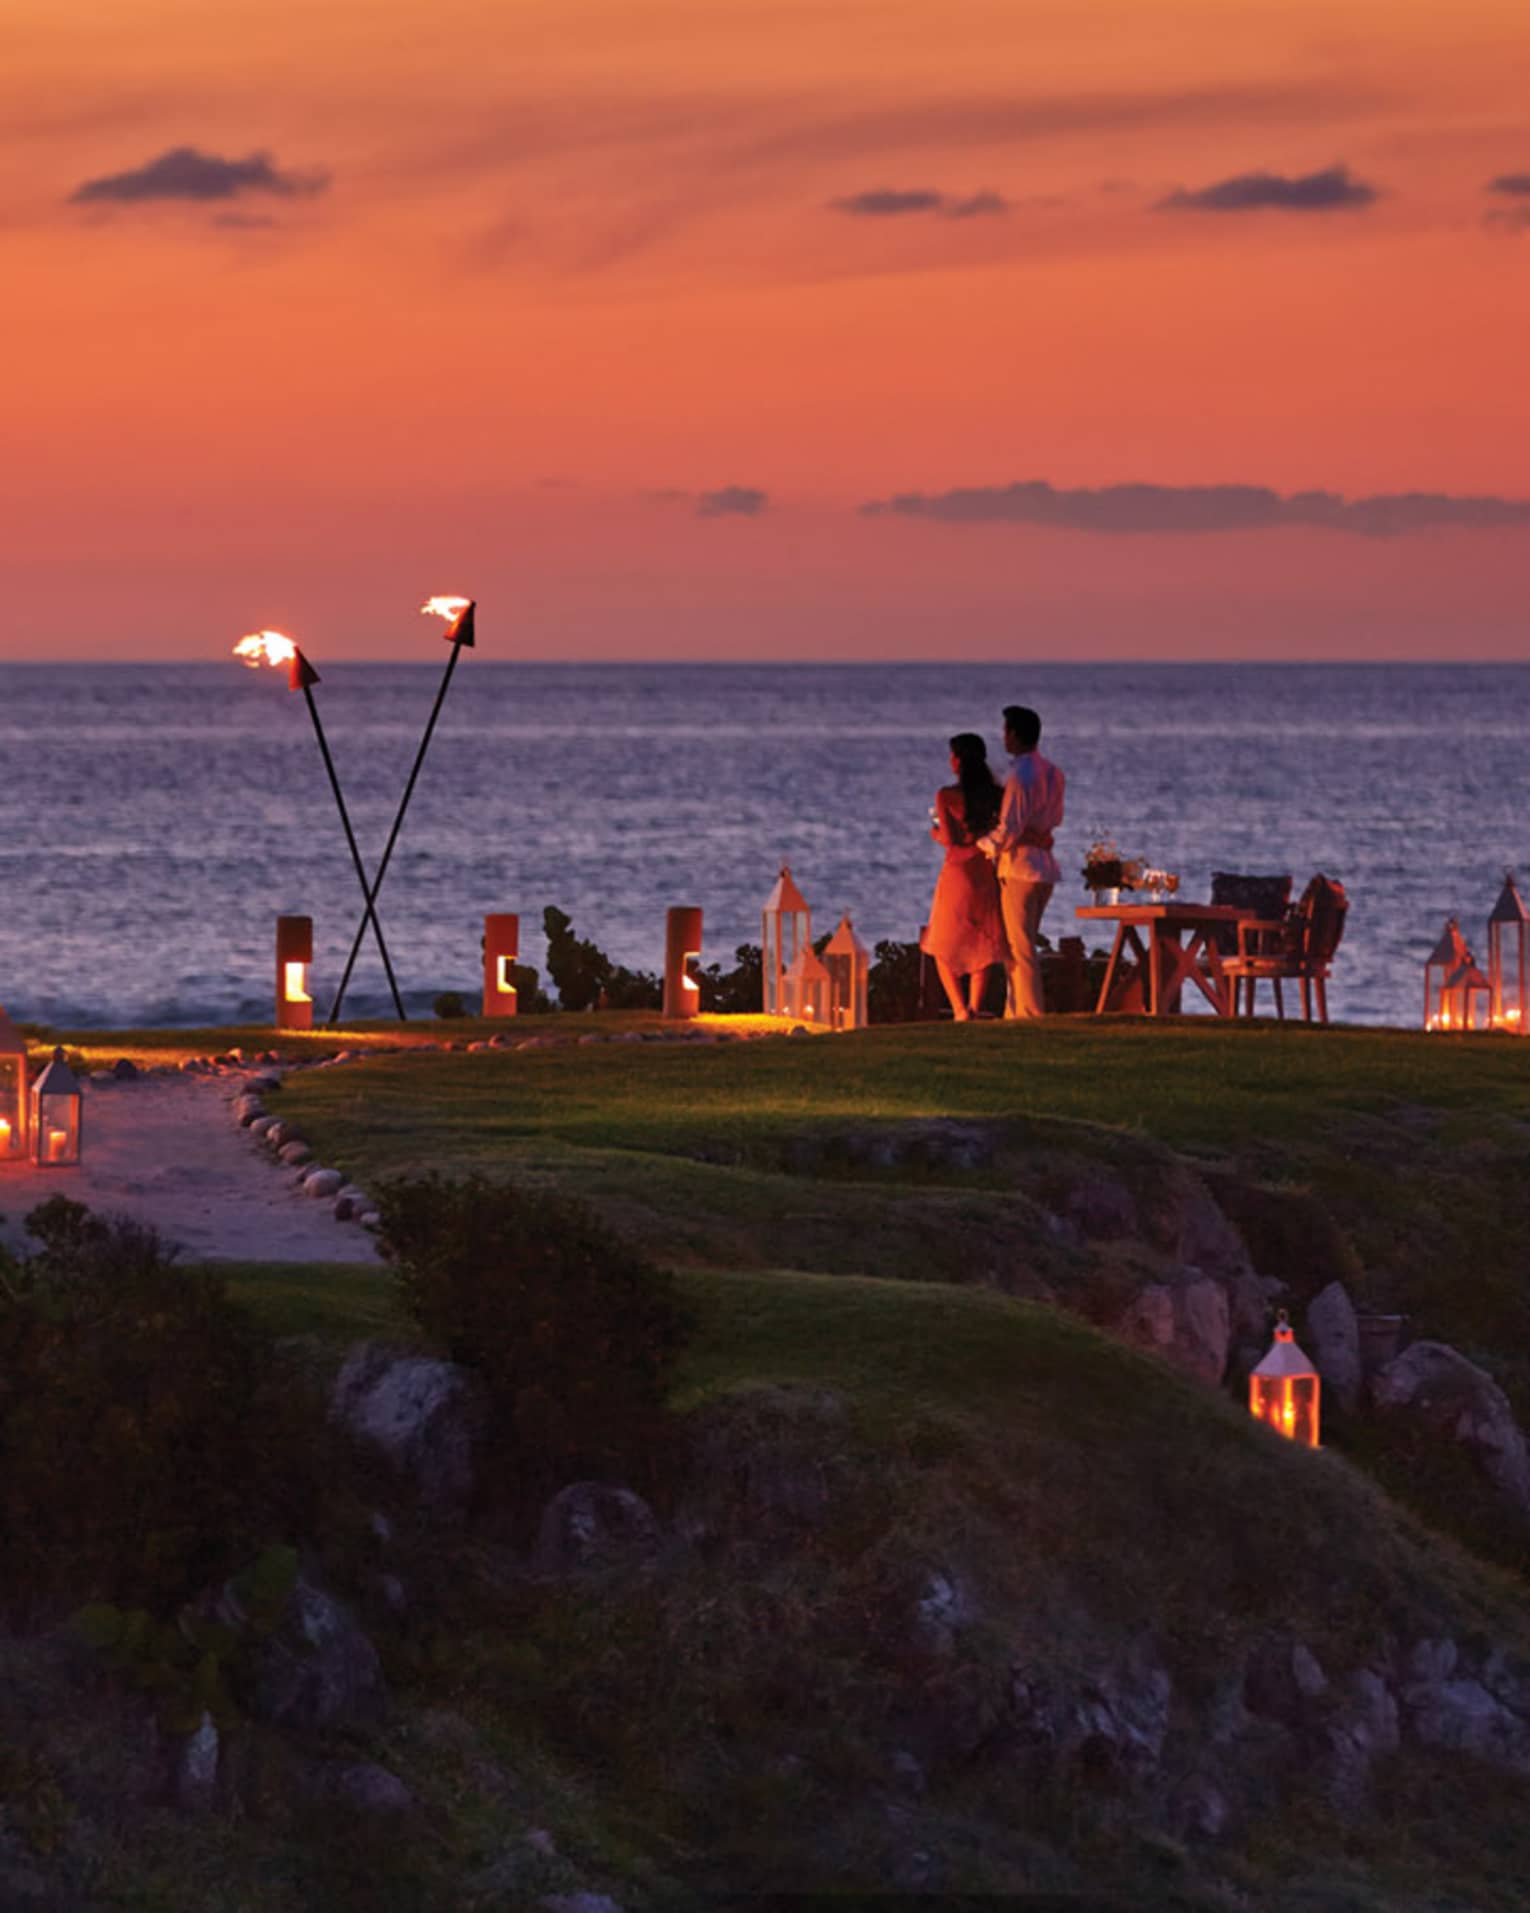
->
[1082, 837, 1125, 905]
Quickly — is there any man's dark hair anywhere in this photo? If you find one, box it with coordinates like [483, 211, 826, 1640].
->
[1003, 704, 1042, 750]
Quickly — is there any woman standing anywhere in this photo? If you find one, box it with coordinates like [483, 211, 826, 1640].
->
[920, 733, 1009, 1020]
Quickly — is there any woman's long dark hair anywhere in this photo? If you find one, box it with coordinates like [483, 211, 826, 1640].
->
[949, 732, 1001, 835]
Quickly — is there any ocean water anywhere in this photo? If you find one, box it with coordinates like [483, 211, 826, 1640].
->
[0, 661, 1524, 1030]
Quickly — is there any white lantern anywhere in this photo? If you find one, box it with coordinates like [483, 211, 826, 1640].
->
[0, 1008, 28, 1161]
[762, 866, 811, 1016]
[1249, 1310, 1321, 1448]
[1423, 919, 1469, 1030]
[824, 914, 870, 1031]
[1488, 873, 1530, 1033]
[782, 943, 832, 1025]
[31, 1047, 82, 1167]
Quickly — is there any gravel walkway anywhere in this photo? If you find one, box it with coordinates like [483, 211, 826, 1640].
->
[0, 1073, 380, 1264]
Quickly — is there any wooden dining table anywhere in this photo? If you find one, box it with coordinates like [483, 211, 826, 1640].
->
[1076, 901, 1254, 1017]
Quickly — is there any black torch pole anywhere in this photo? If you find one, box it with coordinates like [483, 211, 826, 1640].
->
[327, 609, 472, 1025]
[300, 680, 409, 1022]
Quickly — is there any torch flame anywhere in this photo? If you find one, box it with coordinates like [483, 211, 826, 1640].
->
[421, 597, 472, 623]
[234, 631, 298, 670]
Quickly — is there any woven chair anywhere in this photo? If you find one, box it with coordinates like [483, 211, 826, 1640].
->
[1223, 874, 1349, 1023]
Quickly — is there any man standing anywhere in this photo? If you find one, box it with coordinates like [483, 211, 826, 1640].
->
[981, 705, 1065, 1019]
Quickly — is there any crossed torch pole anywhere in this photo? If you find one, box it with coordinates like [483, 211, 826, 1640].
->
[232, 594, 476, 1025]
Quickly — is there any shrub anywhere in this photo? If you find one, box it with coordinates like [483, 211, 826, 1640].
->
[433, 991, 467, 1019]
[697, 944, 763, 1014]
[0, 1199, 322, 1623]
[543, 906, 661, 1011]
[377, 1174, 689, 1501]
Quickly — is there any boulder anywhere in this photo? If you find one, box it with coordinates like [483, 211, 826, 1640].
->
[111, 1057, 140, 1081]
[1065, 1173, 1139, 1241]
[173, 1711, 220, 1811]
[1107, 1273, 1230, 1385]
[228, 1576, 387, 1731]
[303, 1168, 344, 1199]
[278, 1140, 313, 1167]
[319, 1761, 414, 1815]
[248, 1116, 276, 1138]
[264, 1120, 292, 1148]
[331, 1341, 484, 1511]
[1307, 1282, 1362, 1411]
[1372, 1341, 1530, 1513]
[533, 1483, 661, 1575]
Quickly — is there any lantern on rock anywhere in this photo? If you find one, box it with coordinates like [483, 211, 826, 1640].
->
[824, 914, 870, 1031]
[31, 1047, 82, 1167]
[0, 1008, 28, 1161]
[762, 866, 811, 1016]
[1249, 1310, 1320, 1448]
[1488, 873, 1530, 1032]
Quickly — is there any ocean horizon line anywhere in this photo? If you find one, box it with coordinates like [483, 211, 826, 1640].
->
[6, 655, 1530, 671]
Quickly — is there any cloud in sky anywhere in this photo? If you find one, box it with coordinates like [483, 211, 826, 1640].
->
[1158, 162, 1377, 213]
[69, 146, 328, 206]
[1487, 173, 1530, 195]
[829, 187, 1009, 219]
[860, 480, 1530, 538]
[696, 486, 768, 518]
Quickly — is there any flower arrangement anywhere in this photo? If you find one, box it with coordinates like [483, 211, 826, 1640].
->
[1082, 837, 1125, 892]
[1140, 868, 1181, 899]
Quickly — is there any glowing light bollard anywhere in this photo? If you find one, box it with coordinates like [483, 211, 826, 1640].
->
[1488, 872, 1530, 1033]
[483, 914, 521, 1018]
[762, 865, 811, 1016]
[30, 1047, 82, 1167]
[1249, 1309, 1321, 1448]
[782, 942, 833, 1026]
[0, 1007, 29, 1161]
[824, 913, 870, 1031]
[276, 915, 315, 1032]
[663, 906, 704, 1020]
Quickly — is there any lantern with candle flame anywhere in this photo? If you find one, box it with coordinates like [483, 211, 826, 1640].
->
[663, 906, 704, 1020]
[782, 942, 832, 1025]
[762, 866, 811, 1016]
[1423, 919, 1489, 1031]
[276, 916, 315, 1031]
[1249, 1309, 1320, 1448]
[0, 1008, 28, 1162]
[31, 1047, 82, 1167]
[483, 914, 520, 1018]
[1488, 873, 1530, 1033]
[824, 914, 870, 1031]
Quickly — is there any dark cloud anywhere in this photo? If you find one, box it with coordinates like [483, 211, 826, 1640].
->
[1158, 163, 1377, 213]
[829, 187, 1008, 220]
[70, 146, 328, 206]
[860, 480, 1530, 538]
[697, 486, 768, 518]
[1485, 205, 1530, 235]
[1487, 173, 1530, 196]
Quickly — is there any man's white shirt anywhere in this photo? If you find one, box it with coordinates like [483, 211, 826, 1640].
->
[981, 750, 1065, 884]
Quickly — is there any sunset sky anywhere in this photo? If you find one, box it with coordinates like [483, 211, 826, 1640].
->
[5, 0, 1529, 660]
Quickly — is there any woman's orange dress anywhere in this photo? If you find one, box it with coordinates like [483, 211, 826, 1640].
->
[919, 785, 1009, 973]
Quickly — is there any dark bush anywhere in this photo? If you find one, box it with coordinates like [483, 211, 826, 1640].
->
[377, 1174, 689, 1501]
[868, 939, 924, 1023]
[696, 943, 763, 1014]
[0, 1199, 309, 1622]
[543, 906, 661, 1011]
[433, 991, 468, 1019]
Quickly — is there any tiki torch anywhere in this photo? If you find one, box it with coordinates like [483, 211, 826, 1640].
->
[233, 630, 408, 1021]
[327, 595, 475, 1025]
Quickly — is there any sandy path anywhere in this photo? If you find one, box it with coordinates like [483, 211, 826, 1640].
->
[0, 1074, 380, 1265]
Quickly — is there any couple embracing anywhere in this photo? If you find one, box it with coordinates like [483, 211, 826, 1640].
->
[921, 704, 1065, 1021]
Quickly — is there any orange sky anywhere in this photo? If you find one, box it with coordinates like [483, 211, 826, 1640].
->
[4, 0, 1529, 659]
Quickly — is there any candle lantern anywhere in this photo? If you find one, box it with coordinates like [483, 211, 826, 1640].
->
[1488, 873, 1530, 1032]
[1443, 957, 1493, 1033]
[1249, 1309, 1320, 1448]
[276, 915, 314, 1031]
[782, 943, 832, 1025]
[824, 914, 870, 1031]
[663, 906, 704, 1020]
[0, 1008, 28, 1161]
[31, 1047, 82, 1167]
[762, 865, 812, 1016]
[483, 914, 520, 1018]
[1423, 919, 1470, 1030]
